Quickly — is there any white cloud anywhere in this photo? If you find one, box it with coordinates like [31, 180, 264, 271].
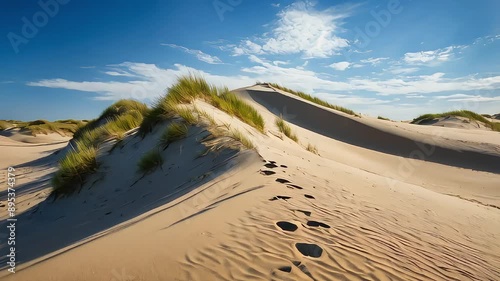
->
[162, 44, 223, 64]
[329, 61, 351, 71]
[232, 1, 350, 58]
[406, 94, 425, 99]
[273, 60, 289, 66]
[388, 67, 419, 75]
[27, 58, 500, 120]
[27, 62, 253, 101]
[80, 66, 95, 69]
[104, 70, 137, 77]
[403, 45, 466, 65]
[360, 57, 389, 66]
[315, 92, 392, 105]
[433, 94, 500, 102]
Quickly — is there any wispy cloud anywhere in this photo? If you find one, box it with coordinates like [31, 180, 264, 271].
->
[360, 57, 389, 66]
[162, 44, 223, 64]
[472, 34, 500, 46]
[388, 67, 420, 75]
[231, 1, 352, 58]
[403, 45, 466, 66]
[80, 66, 96, 69]
[27, 62, 252, 100]
[433, 93, 500, 102]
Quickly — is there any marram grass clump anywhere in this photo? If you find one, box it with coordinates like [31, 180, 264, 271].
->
[137, 149, 163, 174]
[138, 75, 265, 137]
[52, 145, 98, 195]
[160, 122, 188, 148]
[228, 129, 255, 149]
[275, 116, 298, 142]
[53, 99, 147, 195]
[306, 143, 318, 154]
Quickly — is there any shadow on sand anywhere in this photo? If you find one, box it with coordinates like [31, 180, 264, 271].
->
[244, 89, 500, 174]
[0, 128, 243, 272]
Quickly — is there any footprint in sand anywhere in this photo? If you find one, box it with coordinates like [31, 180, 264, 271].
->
[304, 194, 315, 199]
[276, 221, 298, 232]
[286, 184, 303, 190]
[264, 163, 278, 168]
[276, 261, 314, 279]
[306, 221, 330, 229]
[260, 170, 276, 175]
[295, 210, 312, 217]
[278, 266, 292, 273]
[295, 243, 323, 258]
[269, 195, 291, 201]
[276, 178, 291, 184]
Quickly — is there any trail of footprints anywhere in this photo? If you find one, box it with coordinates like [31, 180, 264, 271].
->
[181, 159, 500, 280]
[260, 160, 330, 279]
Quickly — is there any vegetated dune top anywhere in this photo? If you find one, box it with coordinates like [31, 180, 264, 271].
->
[0, 128, 71, 145]
[2, 80, 500, 281]
[412, 115, 492, 130]
[243, 84, 500, 172]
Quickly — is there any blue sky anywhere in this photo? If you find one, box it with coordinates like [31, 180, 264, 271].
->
[1, 0, 499, 121]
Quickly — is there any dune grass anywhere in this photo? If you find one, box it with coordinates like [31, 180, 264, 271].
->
[99, 99, 149, 120]
[139, 75, 265, 137]
[208, 90, 265, 132]
[0, 119, 85, 136]
[275, 116, 298, 142]
[0, 120, 13, 130]
[138, 106, 168, 137]
[412, 110, 500, 132]
[306, 143, 318, 154]
[74, 99, 147, 139]
[52, 145, 98, 195]
[53, 99, 147, 195]
[160, 122, 188, 148]
[378, 116, 390, 121]
[266, 83, 357, 116]
[137, 149, 163, 174]
[227, 129, 255, 149]
[196, 109, 217, 127]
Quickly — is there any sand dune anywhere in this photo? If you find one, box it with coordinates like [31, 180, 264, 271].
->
[243, 86, 500, 173]
[415, 116, 491, 130]
[1, 85, 499, 280]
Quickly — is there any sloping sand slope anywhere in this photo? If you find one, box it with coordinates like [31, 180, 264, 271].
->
[1, 87, 499, 281]
[415, 116, 491, 130]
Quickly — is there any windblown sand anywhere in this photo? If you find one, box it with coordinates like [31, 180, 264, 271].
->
[1, 86, 499, 280]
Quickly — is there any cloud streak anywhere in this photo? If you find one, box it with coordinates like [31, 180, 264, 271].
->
[162, 44, 223, 64]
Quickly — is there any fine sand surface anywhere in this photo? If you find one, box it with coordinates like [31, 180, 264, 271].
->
[1, 86, 499, 280]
